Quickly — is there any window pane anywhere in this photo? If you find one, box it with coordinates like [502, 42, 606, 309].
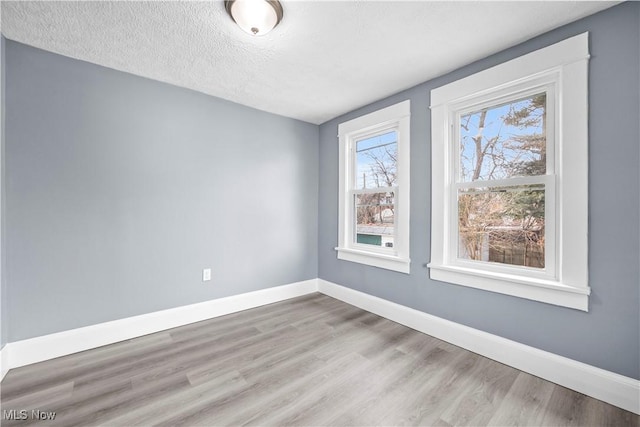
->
[355, 131, 397, 189]
[459, 93, 546, 182]
[458, 185, 545, 268]
[355, 192, 395, 247]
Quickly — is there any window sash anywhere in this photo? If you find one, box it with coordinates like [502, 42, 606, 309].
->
[348, 186, 398, 254]
[452, 84, 556, 186]
[347, 126, 400, 254]
[449, 85, 557, 280]
[349, 127, 399, 191]
[450, 165, 556, 280]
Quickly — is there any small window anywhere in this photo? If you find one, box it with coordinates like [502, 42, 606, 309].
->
[354, 130, 397, 250]
[429, 33, 590, 310]
[336, 101, 410, 273]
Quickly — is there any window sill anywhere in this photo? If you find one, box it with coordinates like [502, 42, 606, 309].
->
[428, 263, 590, 311]
[336, 247, 410, 274]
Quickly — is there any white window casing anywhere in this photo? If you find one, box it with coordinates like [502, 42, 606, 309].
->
[429, 33, 590, 311]
[336, 100, 411, 273]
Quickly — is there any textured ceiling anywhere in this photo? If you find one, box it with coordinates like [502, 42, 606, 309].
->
[1, 1, 618, 124]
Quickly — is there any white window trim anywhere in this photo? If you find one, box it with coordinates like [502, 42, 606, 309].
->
[336, 100, 411, 274]
[429, 33, 590, 311]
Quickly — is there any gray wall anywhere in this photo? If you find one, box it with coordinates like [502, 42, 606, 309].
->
[318, 2, 640, 379]
[5, 41, 318, 341]
[1, 36, 6, 349]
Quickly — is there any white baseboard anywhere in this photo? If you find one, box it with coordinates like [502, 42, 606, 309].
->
[3, 277, 637, 415]
[317, 279, 640, 415]
[4, 279, 317, 373]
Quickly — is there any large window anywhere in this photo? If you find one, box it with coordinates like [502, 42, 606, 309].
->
[455, 90, 554, 276]
[337, 100, 410, 273]
[429, 33, 590, 310]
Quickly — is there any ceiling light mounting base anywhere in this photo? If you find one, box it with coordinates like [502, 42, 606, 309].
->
[225, 0, 284, 37]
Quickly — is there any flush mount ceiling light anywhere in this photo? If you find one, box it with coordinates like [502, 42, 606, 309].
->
[225, 0, 284, 36]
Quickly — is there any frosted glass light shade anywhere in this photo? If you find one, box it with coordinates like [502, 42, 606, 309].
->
[225, 0, 284, 36]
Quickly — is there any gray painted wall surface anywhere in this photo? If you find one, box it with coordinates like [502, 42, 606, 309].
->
[318, 3, 640, 379]
[5, 41, 318, 341]
[1, 36, 6, 349]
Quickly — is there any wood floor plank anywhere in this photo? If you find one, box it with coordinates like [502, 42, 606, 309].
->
[1, 292, 637, 427]
[242, 351, 373, 427]
[64, 372, 192, 427]
[289, 301, 363, 331]
[0, 332, 175, 400]
[165, 294, 325, 342]
[540, 384, 639, 427]
[7, 377, 133, 427]
[390, 351, 485, 426]
[161, 352, 368, 427]
[186, 326, 333, 387]
[69, 325, 264, 390]
[438, 357, 520, 426]
[487, 371, 556, 426]
[342, 347, 469, 426]
[99, 370, 248, 426]
[289, 349, 418, 426]
[326, 344, 453, 426]
[0, 381, 74, 413]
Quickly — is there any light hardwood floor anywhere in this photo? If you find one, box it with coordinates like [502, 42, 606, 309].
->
[1, 293, 638, 426]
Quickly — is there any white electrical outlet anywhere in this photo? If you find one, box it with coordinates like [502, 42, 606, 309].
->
[202, 268, 212, 282]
